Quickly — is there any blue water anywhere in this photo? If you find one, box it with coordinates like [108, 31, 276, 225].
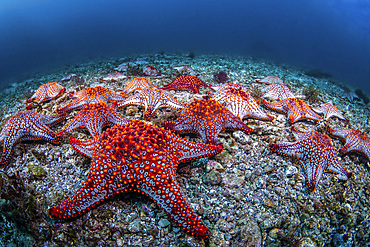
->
[1, 0, 370, 94]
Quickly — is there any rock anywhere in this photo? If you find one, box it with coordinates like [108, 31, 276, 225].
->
[237, 218, 262, 247]
[128, 219, 142, 233]
[286, 165, 298, 177]
[233, 131, 250, 144]
[222, 172, 245, 188]
[27, 162, 46, 178]
[297, 237, 316, 247]
[158, 218, 171, 228]
[203, 169, 222, 185]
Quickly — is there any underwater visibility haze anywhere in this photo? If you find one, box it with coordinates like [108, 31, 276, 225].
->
[1, 0, 370, 93]
[1, 0, 370, 246]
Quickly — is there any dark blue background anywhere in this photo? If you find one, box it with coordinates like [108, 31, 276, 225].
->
[1, 0, 369, 94]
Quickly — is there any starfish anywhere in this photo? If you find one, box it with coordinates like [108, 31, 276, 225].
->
[262, 98, 323, 124]
[256, 75, 283, 85]
[49, 120, 223, 238]
[313, 103, 348, 122]
[163, 98, 252, 144]
[327, 126, 370, 161]
[212, 83, 274, 121]
[260, 83, 295, 100]
[340, 90, 360, 103]
[118, 88, 185, 120]
[26, 82, 65, 104]
[171, 65, 198, 76]
[57, 86, 127, 113]
[118, 77, 157, 96]
[0, 111, 65, 167]
[162, 75, 211, 94]
[60, 102, 128, 138]
[269, 126, 352, 192]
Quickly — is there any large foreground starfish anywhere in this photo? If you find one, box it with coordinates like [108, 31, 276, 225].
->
[118, 88, 185, 120]
[269, 127, 352, 192]
[60, 102, 128, 138]
[27, 82, 65, 104]
[263, 98, 322, 124]
[327, 126, 370, 161]
[0, 111, 65, 167]
[211, 83, 274, 121]
[58, 86, 127, 112]
[49, 120, 223, 238]
[163, 98, 252, 144]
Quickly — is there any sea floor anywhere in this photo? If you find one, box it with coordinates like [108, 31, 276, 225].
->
[0, 53, 369, 246]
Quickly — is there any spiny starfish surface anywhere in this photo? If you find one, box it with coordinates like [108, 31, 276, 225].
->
[49, 120, 223, 238]
[118, 77, 157, 96]
[163, 98, 252, 144]
[60, 102, 128, 138]
[0, 111, 65, 167]
[260, 83, 295, 100]
[262, 98, 323, 124]
[27, 82, 65, 104]
[162, 75, 211, 94]
[212, 83, 274, 121]
[313, 103, 348, 122]
[327, 126, 370, 161]
[269, 126, 352, 192]
[118, 88, 185, 120]
[57, 86, 127, 112]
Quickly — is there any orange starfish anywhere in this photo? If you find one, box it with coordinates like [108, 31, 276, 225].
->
[327, 126, 370, 161]
[57, 86, 126, 112]
[27, 82, 65, 104]
[162, 75, 211, 94]
[212, 83, 274, 121]
[60, 102, 128, 138]
[163, 98, 252, 144]
[118, 88, 185, 120]
[118, 77, 157, 96]
[262, 98, 322, 124]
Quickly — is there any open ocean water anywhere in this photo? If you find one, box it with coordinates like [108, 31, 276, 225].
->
[0, 1, 370, 246]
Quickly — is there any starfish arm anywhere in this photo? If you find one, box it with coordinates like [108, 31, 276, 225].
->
[58, 97, 87, 112]
[49, 164, 125, 220]
[69, 136, 98, 158]
[0, 129, 20, 166]
[40, 113, 66, 126]
[326, 126, 351, 143]
[262, 99, 287, 113]
[61, 115, 87, 136]
[106, 113, 129, 127]
[326, 159, 352, 179]
[162, 100, 186, 110]
[118, 96, 144, 109]
[269, 142, 304, 159]
[140, 173, 210, 238]
[299, 159, 327, 192]
[170, 134, 223, 162]
[107, 92, 127, 102]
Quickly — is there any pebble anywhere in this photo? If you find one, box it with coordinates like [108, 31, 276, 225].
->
[286, 165, 299, 177]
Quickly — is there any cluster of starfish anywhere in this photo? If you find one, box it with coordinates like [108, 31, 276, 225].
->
[0, 72, 368, 239]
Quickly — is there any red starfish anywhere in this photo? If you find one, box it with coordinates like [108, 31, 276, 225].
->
[60, 102, 128, 138]
[163, 98, 252, 144]
[269, 126, 352, 192]
[26, 82, 65, 104]
[162, 75, 211, 94]
[262, 98, 323, 124]
[313, 103, 348, 122]
[0, 111, 65, 167]
[118, 88, 185, 120]
[49, 120, 223, 238]
[212, 83, 274, 121]
[256, 75, 283, 85]
[118, 77, 157, 96]
[327, 126, 370, 161]
[57, 86, 127, 112]
[260, 83, 295, 100]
